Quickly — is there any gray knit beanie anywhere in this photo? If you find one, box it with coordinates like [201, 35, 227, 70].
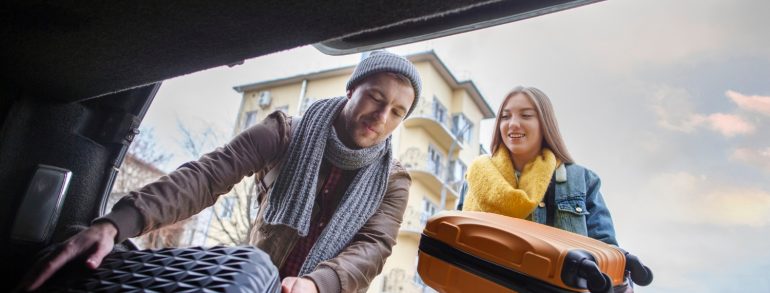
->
[346, 51, 422, 118]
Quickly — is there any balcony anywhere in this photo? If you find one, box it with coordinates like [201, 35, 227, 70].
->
[399, 206, 423, 238]
[403, 104, 464, 152]
[399, 205, 444, 240]
[382, 268, 427, 293]
[399, 148, 459, 202]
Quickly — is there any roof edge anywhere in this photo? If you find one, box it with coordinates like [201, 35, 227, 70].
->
[405, 50, 494, 118]
[233, 50, 495, 118]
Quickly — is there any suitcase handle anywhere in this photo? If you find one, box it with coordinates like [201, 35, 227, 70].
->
[577, 259, 613, 293]
[623, 251, 654, 286]
[564, 250, 613, 293]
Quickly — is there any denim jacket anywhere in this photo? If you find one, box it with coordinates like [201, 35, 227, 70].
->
[458, 163, 618, 246]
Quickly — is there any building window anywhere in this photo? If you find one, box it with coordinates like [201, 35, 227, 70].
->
[413, 255, 438, 293]
[479, 143, 489, 155]
[451, 114, 473, 144]
[275, 105, 289, 114]
[243, 110, 259, 129]
[300, 98, 317, 115]
[413, 255, 426, 286]
[431, 96, 447, 126]
[219, 197, 235, 219]
[426, 145, 443, 178]
[448, 159, 467, 183]
[420, 197, 438, 227]
[382, 268, 405, 293]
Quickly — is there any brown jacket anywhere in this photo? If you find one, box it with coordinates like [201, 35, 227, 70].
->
[103, 111, 411, 293]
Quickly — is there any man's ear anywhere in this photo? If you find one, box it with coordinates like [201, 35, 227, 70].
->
[346, 89, 353, 99]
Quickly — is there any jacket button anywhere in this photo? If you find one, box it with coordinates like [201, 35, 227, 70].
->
[575, 207, 583, 213]
[538, 202, 545, 208]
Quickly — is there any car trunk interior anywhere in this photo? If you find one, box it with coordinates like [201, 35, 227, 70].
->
[0, 0, 601, 289]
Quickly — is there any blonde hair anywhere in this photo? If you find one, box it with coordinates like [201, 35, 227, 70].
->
[490, 86, 574, 164]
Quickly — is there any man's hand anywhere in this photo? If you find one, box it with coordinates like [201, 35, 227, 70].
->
[281, 277, 318, 293]
[19, 221, 118, 291]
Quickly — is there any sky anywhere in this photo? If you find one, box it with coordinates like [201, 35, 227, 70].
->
[141, 0, 770, 291]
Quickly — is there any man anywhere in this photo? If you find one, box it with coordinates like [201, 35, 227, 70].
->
[22, 51, 421, 293]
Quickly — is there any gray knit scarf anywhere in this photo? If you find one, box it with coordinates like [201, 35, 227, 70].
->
[263, 96, 392, 275]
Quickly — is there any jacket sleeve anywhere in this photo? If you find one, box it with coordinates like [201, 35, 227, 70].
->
[584, 169, 619, 246]
[304, 161, 411, 293]
[98, 111, 291, 242]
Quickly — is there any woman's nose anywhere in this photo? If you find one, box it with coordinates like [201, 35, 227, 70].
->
[507, 117, 520, 129]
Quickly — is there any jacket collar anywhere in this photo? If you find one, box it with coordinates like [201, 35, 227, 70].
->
[555, 163, 567, 183]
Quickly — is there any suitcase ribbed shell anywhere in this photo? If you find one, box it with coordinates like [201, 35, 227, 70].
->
[418, 211, 626, 293]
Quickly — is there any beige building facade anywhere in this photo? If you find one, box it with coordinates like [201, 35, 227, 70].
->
[223, 51, 494, 292]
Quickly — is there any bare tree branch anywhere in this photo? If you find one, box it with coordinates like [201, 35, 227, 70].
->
[175, 118, 257, 246]
[109, 126, 184, 249]
[211, 200, 242, 245]
[128, 127, 172, 166]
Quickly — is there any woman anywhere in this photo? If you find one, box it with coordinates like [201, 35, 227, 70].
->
[460, 86, 618, 246]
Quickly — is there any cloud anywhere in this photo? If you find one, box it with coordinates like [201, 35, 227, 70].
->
[651, 86, 702, 132]
[700, 188, 770, 227]
[640, 171, 770, 227]
[726, 90, 770, 116]
[702, 113, 755, 136]
[618, 170, 770, 292]
[731, 147, 770, 173]
[651, 87, 756, 137]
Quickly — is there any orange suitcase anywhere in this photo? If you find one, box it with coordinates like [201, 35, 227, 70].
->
[417, 211, 652, 293]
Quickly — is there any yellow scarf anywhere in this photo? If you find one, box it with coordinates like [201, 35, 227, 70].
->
[463, 148, 559, 219]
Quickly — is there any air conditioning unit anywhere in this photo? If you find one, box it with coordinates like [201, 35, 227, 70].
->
[258, 91, 272, 108]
